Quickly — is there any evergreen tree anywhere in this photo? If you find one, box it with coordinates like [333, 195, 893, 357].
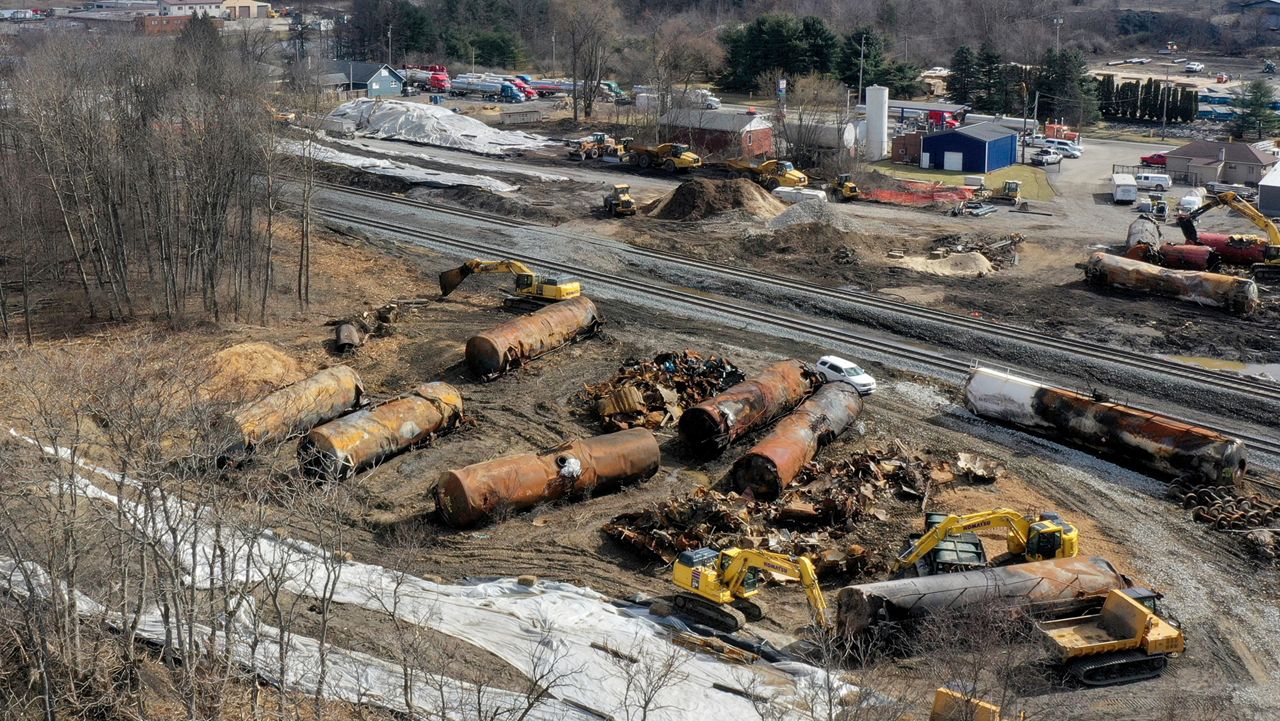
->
[1233, 79, 1280, 139]
[949, 45, 978, 106]
[974, 41, 1003, 113]
[798, 16, 839, 76]
[837, 26, 885, 98]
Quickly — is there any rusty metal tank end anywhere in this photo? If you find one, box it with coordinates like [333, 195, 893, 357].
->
[228, 365, 364, 453]
[731, 383, 864, 499]
[678, 359, 822, 457]
[435, 428, 661, 528]
[1082, 251, 1259, 315]
[465, 296, 602, 380]
[836, 556, 1132, 635]
[299, 381, 464, 482]
[335, 323, 364, 354]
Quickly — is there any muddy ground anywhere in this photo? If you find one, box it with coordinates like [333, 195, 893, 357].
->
[11, 216, 1267, 719]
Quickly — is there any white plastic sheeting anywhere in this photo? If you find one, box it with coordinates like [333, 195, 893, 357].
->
[0, 557, 586, 721]
[279, 140, 519, 192]
[10, 431, 856, 721]
[331, 98, 550, 157]
[332, 138, 570, 182]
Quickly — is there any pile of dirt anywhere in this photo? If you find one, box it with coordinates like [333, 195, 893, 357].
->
[421, 186, 574, 224]
[202, 342, 305, 402]
[890, 251, 994, 278]
[766, 199, 858, 232]
[646, 178, 785, 221]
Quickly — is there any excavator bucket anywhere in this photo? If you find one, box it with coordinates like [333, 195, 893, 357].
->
[439, 264, 474, 297]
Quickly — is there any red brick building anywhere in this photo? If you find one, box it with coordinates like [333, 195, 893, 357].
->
[135, 14, 222, 34]
[658, 109, 773, 158]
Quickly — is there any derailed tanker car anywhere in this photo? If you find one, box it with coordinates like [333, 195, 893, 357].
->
[678, 359, 822, 456]
[465, 296, 602, 380]
[1082, 252, 1259, 315]
[965, 367, 1247, 487]
[299, 382, 464, 482]
[225, 365, 365, 457]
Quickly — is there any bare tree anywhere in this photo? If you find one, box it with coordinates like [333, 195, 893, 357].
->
[605, 635, 691, 721]
[551, 0, 621, 122]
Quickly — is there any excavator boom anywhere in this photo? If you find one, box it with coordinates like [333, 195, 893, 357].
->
[892, 508, 1078, 573]
[1182, 192, 1280, 246]
[439, 259, 537, 297]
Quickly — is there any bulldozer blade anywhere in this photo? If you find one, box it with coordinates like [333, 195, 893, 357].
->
[438, 265, 473, 297]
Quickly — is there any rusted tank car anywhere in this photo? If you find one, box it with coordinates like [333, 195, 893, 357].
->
[678, 359, 822, 456]
[1125, 214, 1162, 250]
[1191, 232, 1268, 266]
[1159, 243, 1221, 271]
[465, 296, 601, 380]
[730, 383, 864, 499]
[435, 428, 660, 527]
[299, 382, 464, 481]
[229, 366, 364, 450]
[836, 556, 1132, 635]
[1082, 252, 1259, 315]
[964, 367, 1247, 487]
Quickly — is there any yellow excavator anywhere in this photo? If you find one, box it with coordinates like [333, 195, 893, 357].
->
[1178, 191, 1280, 283]
[658, 547, 829, 632]
[892, 508, 1079, 575]
[438, 259, 581, 310]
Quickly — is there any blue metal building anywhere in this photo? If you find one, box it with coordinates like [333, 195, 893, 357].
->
[920, 122, 1019, 173]
[318, 61, 405, 98]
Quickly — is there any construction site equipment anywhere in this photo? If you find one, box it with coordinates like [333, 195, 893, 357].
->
[567, 132, 621, 161]
[891, 509, 1079, 575]
[620, 139, 702, 172]
[828, 173, 860, 201]
[725, 158, 809, 190]
[964, 367, 1248, 487]
[465, 295, 602, 380]
[602, 184, 636, 217]
[665, 547, 829, 632]
[1177, 190, 1280, 282]
[678, 359, 821, 457]
[836, 556, 1132, 635]
[975, 179, 1027, 209]
[298, 382, 463, 481]
[435, 428, 660, 527]
[930, 686, 1018, 721]
[226, 366, 364, 454]
[439, 259, 582, 309]
[1036, 588, 1184, 686]
[730, 383, 863, 500]
[1081, 251, 1259, 315]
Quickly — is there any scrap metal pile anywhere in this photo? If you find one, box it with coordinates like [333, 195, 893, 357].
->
[932, 232, 1025, 270]
[1168, 482, 1280, 531]
[581, 351, 745, 431]
[604, 447, 977, 576]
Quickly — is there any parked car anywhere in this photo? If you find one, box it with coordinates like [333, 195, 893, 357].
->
[816, 355, 877, 396]
[1022, 133, 1047, 147]
[1185, 62, 1205, 73]
[1134, 173, 1172, 191]
[1044, 138, 1082, 158]
[952, 201, 998, 217]
[1031, 149, 1062, 166]
[1141, 152, 1167, 167]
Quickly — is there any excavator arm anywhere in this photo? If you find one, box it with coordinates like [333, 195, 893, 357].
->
[1181, 192, 1280, 246]
[722, 549, 830, 625]
[439, 259, 536, 297]
[891, 509, 1031, 572]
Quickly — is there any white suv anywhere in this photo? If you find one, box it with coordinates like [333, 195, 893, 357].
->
[816, 355, 877, 395]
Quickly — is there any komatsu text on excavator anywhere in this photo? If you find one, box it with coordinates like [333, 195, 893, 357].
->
[657, 547, 829, 632]
[438, 258, 581, 310]
[892, 508, 1079, 575]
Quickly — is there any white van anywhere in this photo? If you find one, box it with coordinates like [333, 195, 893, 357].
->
[1111, 173, 1138, 204]
[1135, 173, 1172, 191]
[1045, 138, 1082, 157]
[1185, 62, 1205, 73]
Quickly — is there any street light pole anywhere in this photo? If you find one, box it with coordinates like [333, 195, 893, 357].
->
[857, 34, 865, 103]
[1052, 17, 1063, 53]
[1161, 64, 1170, 140]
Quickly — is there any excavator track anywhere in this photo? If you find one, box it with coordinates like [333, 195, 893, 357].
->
[671, 593, 747, 633]
[732, 598, 767, 622]
[1066, 650, 1169, 687]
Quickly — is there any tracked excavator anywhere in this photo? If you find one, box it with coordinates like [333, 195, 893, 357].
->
[657, 547, 829, 632]
[438, 259, 581, 310]
[892, 508, 1079, 575]
[1178, 191, 1280, 283]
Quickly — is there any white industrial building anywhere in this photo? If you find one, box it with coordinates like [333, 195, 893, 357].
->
[1257, 165, 1280, 217]
[158, 0, 222, 15]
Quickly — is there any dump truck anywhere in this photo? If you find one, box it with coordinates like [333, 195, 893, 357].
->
[726, 158, 808, 190]
[1033, 588, 1184, 686]
[567, 132, 622, 161]
[619, 138, 702, 172]
[602, 184, 636, 217]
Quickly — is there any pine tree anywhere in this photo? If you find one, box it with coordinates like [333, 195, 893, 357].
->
[974, 41, 1003, 113]
[949, 45, 978, 106]
[1233, 79, 1280, 139]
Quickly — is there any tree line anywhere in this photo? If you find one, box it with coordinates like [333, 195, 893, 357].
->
[949, 44, 1099, 125]
[1095, 74, 1199, 123]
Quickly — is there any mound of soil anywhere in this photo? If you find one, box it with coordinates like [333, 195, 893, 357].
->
[647, 178, 785, 221]
[203, 342, 304, 402]
[890, 251, 994, 278]
[421, 186, 575, 224]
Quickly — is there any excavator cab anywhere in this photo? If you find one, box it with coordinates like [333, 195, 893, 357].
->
[665, 546, 827, 632]
[1017, 514, 1078, 562]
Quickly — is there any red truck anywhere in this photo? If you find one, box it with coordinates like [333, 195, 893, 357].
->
[928, 110, 959, 129]
[404, 64, 451, 93]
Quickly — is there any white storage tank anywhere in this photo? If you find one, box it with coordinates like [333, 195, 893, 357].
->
[865, 85, 889, 161]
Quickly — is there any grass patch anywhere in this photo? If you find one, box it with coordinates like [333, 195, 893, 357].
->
[869, 160, 1056, 201]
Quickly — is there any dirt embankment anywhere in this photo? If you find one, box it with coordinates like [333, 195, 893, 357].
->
[646, 178, 785, 221]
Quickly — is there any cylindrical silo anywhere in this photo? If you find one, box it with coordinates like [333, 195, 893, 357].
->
[864, 85, 890, 162]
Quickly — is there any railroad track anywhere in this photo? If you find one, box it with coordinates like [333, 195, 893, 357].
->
[312, 180, 1280, 406]
[312, 201, 1280, 459]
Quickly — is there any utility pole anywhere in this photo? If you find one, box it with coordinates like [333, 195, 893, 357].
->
[1052, 17, 1063, 53]
[856, 34, 865, 104]
[386, 23, 392, 66]
[552, 31, 556, 72]
[1161, 64, 1170, 140]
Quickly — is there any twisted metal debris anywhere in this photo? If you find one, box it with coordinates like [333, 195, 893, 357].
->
[1168, 483, 1280, 531]
[581, 351, 745, 431]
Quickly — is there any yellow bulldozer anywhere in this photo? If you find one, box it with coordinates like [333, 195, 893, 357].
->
[438, 259, 581, 310]
[653, 546, 829, 632]
[602, 184, 636, 217]
[567, 132, 621, 161]
[828, 173, 860, 201]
